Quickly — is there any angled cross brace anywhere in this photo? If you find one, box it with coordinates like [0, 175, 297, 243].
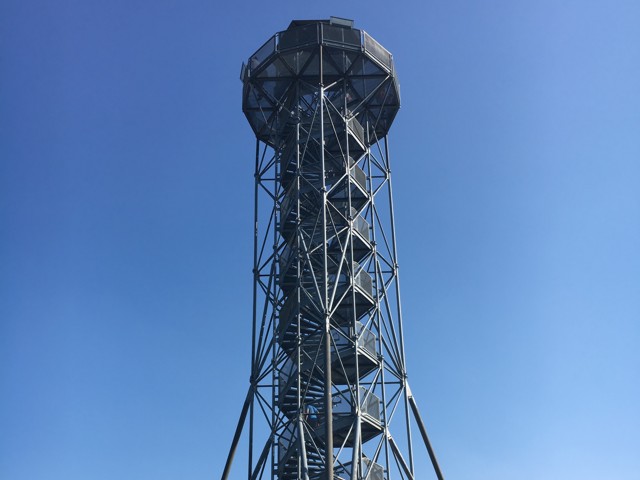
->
[407, 384, 445, 480]
[297, 417, 310, 480]
[388, 434, 414, 480]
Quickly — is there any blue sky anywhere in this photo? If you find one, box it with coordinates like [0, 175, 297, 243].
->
[1, 1, 639, 479]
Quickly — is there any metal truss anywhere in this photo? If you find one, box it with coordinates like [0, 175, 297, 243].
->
[223, 18, 444, 480]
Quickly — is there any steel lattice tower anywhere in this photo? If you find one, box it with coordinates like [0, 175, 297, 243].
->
[222, 18, 444, 480]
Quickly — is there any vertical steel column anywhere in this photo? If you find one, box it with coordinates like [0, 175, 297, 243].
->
[295, 85, 303, 480]
[364, 122, 392, 480]
[385, 134, 415, 474]
[248, 137, 260, 480]
[318, 38, 334, 480]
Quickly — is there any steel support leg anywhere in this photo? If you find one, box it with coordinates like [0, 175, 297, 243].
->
[407, 386, 444, 480]
[221, 387, 252, 480]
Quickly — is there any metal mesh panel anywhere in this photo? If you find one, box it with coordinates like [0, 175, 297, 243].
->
[348, 117, 366, 146]
[322, 24, 361, 49]
[360, 387, 380, 420]
[351, 165, 367, 191]
[354, 215, 370, 240]
[279, 24, 318, 51]
[363, 32, 392, 70]
[354, 266, 373, 298]
[363, 458, 385, 480]
[250, 36, 276, 72]
[358, 324, 377, 358]
[335, 458, 385, 480]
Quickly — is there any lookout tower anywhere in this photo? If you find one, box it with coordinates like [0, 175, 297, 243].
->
[222, 17, 444, 480]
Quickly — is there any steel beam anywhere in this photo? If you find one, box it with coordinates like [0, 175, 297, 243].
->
[221, 387, 253, 480]
[388, 434, 415, 480]
[407, 386, 445, 480]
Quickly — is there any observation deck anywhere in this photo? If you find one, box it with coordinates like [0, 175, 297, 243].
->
[241, 17, 400, 147]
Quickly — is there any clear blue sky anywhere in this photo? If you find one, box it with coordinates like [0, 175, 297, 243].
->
[1, 1, 639, 479]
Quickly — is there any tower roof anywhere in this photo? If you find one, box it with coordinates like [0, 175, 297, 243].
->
[287, 17, 354, 30]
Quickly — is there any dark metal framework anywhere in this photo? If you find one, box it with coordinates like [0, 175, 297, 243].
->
[223, 18, 444, 480]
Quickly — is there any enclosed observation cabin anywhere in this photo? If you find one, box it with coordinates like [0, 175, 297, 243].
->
[241, 17, 401, 148]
